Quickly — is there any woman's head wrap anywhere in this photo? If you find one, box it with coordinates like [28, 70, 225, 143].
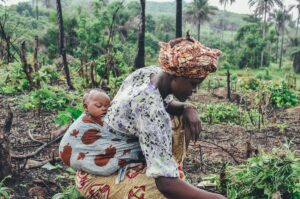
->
[158, 36, 221, 78]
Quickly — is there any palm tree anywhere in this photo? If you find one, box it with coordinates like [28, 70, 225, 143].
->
[176, 0, 182, 37]
[270, 6, 293, 68]
[295, 0, 300, 37]
[248, 0, 283, 67]
[184, 0, 217, 41]
[219, 0, 235, 44]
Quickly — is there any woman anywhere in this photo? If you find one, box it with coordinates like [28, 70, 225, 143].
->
[72, 36, 224, 199]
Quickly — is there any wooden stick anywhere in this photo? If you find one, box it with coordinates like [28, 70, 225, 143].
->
[11, 134, 64, 159]
[200, 139, 240, 164]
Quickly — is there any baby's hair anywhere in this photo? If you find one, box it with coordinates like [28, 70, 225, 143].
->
[83, 88, 106, 105]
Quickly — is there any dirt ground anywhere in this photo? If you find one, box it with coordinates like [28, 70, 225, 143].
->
[0, 89, 299, 199]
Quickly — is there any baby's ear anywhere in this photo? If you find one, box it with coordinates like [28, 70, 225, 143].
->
[83, 103, 88, 111]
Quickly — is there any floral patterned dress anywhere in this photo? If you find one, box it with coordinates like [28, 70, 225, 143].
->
[60, 66, 185, 198]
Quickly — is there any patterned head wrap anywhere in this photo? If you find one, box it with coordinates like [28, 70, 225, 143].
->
[158, 36, 222, 78]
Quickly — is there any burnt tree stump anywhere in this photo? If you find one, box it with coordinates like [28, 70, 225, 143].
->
[0, 106, 13, 179]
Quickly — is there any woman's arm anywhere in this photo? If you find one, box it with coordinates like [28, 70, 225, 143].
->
[167, 101, 202, 143]
[155, 177, 226, 199]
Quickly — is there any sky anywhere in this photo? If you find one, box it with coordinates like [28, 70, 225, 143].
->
[2, 0, 299, 18]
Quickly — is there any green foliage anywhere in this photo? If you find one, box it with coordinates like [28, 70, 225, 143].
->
[225, 145, 300, 199]
[236, 23, 269, 68]
[201, 103, 242, 125]
[52, 185, 82, 199]
[240, 78, 261, 91]
[269, 83, 299, 108]
[0, 63, 29, 94]
[18, 86, 77, 111]
[39, 65, 59, 83]
[52, 167, 82, 199]
[54, 105, 83, 125]
[256, 70, 273, 81]
[0, 176, 13, 199]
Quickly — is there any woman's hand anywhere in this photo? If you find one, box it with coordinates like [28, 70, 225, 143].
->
[182, 107, 202, 142]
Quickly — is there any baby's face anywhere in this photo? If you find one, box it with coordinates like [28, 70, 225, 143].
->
[85, 93, 110, 118]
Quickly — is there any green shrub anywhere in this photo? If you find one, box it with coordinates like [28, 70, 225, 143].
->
[201, 103, 242, 125]
[225, 145, 300, 199]
[269, 83, 299, 108]
[18, 86, 78, 111]
[54, 105, 83, 125]
[240, 78, 261, 91]
[0, 63, 29, 94]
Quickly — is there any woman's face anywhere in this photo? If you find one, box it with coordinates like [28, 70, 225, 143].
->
[170, 76, 205, 102]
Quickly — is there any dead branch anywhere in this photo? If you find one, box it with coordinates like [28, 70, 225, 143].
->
[28, 130, 46, 145]
[11, 134, 64, 159]
[51, 124, 69, 138]
[200, 139, 240, 164]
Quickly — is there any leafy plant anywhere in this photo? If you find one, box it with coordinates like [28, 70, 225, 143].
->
[52, 167, 82, 199]
[269, 83, 299, 108]
[225, 145, 300, 199]
[0, 176, 13, 199]
[18, 86, 78, 111]
[54, 105, 83, 125]
[240, 78, 261, 91]
[201, 103, 243, 125]
[52, 185, 82, 199]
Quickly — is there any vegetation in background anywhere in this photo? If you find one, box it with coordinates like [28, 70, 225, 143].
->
[225, 145, 300, 199]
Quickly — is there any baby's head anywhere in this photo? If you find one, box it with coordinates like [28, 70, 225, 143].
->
[83, 89, 110, 118]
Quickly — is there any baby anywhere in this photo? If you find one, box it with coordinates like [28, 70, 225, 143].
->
[83, 89, 110, 122]
[59, 89, 142, 176]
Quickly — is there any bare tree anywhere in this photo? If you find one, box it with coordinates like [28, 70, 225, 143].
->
[56, 0, 74, 90]
[0, 106, 13, 179]
[33, 36, 41, 88]
[176, 0, 182, 37]
[20, 41, 34, 90]
[105, 1, 124, 84]
[134, 0, 145, 69]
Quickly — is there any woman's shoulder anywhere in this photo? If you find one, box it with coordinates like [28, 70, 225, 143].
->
[129, 65, 161, 78]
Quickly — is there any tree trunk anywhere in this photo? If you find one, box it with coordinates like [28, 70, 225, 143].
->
[197, 21, 200, 41]
[36, 0, 39, 20]
[134, 0, 145, 69]
[0, 106, 13, 180]
[279, 26, 285, 68]
[296, 15, 299, 38]
[293, 51, 300, 73]
[260, 7, 267, 67]
[275, 33, 279, 63]
[20, 41, 34, 91]
[227, 69, 231, 100]
[6, 36, 10, 64]
[221, 4, 226, 46]
[33, 36, 41, 89]
[176, 0, 182, 38]
[56, 0, 74, 90]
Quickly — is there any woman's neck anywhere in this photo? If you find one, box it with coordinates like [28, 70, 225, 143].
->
[151, 72, 171, 99]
